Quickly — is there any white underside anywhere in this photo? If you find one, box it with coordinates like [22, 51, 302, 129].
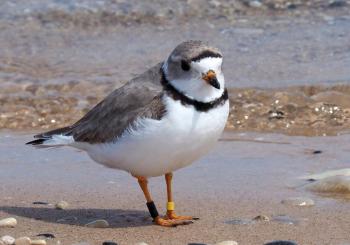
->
[50, 95, 229, 177]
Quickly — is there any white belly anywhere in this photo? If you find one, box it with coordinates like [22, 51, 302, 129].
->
[76, 95, 229, 177]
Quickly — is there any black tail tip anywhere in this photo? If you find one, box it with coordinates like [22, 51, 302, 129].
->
[26, 138, 46, 145]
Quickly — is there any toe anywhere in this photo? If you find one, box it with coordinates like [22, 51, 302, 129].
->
[155, 217, 193, 227]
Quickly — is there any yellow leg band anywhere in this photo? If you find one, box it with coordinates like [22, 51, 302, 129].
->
[167, 201, 175, 211]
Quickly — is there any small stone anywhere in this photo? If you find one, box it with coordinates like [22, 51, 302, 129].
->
[135, 243, 148, 245]
[253, 215, 270, 221]
[209, 0, 221, 7]
[268, 110, 284, 119]
[215, 241, 238, 245]
[1, 236, 15, 245]
[0, 217, 17, 228]
[56, 216, 77, 223]
[281, 197, 315, 207]
[264, 241, 297, 245]
[102, 242, 117, 245]
[329, 0, 346, 8]
[36, 234, 55, 239]
[55, 201, 69, 210]
[32, 201, 49, 205]
[14, 237, 31, 245]
[302, 168, 350, 180]
[307, 176, 350, 194]
[225, 218, 253, 225]
[272, 215, 306, 225]
[249, 0, 263, 8]
[30, 240, 47, 245]
[85, 219, 109, 228]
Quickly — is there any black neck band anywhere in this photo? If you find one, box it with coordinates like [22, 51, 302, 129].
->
[160, 68, 228, 112]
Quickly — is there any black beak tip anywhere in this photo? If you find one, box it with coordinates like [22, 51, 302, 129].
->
[209, 78, 220, 90]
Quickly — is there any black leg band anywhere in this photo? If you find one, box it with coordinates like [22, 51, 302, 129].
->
[146, 201, 159, 219]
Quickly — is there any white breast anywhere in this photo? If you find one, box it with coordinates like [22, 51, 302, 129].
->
[77, 95, 229, 177]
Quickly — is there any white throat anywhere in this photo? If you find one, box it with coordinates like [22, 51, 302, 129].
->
[166, 57, 225, 103]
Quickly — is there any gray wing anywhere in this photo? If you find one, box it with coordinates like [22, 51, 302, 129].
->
[35, 63, 165, 144]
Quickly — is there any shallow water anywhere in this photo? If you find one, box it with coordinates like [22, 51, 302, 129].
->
[1, 1, 350, 136]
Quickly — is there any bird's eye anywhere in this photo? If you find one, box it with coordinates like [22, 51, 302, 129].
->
[181, 60, 190, 71]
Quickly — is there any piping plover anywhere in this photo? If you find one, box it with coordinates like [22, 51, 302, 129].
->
[27, 40, 229, 227]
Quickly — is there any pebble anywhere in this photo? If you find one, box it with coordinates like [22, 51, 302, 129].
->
[36, 233, 56, 239]
[272, 215, 306, 225]
[102, 242, 117, 245]
[32, 201, 49, 205]
[249, 0, 263, 8]
[55, 201, 69, 210]
[0, 217, 17, 228]
[264, 241, 297, 245]
[1, 236, 15, 245]
[225, 218, 254, 225]
[281, 197, 315, 207]
[85, 219, 109, 228]
[56, 216, 77, 223]
[307, 176, 350, 194]
[14, 237, 31, 245]
[215, 241, 238, 245]
[329, 0, 347, 8]
[30, 240, 47, 245]
[253, 215, 270, 221]
[134, 243, 148, 245]
[36, 234, 55, 239]
[303, 168, 350, 180]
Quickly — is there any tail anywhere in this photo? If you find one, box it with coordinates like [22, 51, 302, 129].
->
[26, 138, 48, 145]
[26, 126, 74, 148]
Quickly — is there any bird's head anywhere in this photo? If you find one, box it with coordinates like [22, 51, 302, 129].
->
[162, 40, 224, 102]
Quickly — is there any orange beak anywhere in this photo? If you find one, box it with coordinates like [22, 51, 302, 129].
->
[202, 70, 220, 89]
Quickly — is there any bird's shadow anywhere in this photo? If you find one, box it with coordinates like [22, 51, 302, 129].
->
[0, 206, 152, 228]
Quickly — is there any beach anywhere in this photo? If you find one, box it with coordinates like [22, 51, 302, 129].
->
[1, 132, 350, 244]
[1, 0, 350, 244]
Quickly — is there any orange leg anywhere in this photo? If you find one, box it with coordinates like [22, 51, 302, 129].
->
[135, 176, 193, 227]
[165, 173, 199, 221]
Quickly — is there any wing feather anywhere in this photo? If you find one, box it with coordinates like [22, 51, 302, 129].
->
[33, 63, 165, 144]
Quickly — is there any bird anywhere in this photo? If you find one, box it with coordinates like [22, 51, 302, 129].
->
[26, 40, 229, 227]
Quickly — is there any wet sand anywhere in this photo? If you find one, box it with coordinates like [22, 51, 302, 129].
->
[1, 132, 350, 244]
[1, 2, 350, 135]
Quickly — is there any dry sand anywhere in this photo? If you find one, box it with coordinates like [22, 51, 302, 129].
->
[1, 132, 350, 245]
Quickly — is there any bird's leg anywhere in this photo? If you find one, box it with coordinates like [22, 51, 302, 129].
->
[164, 173, 198, 221]
[135, 176, 192, 227]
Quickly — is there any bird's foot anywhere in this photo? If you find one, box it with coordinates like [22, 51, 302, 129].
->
[154, 216, 193, 227]
[165, 210, 199, 221]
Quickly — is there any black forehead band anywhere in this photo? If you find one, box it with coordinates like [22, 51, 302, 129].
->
[191, 50, 222, 62]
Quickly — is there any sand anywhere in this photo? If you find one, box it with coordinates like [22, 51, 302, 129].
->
[1, 132, 350, 245]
